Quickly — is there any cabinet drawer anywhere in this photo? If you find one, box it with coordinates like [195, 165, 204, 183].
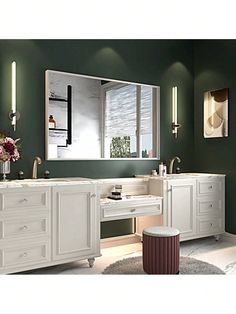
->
[0, 188, 50, 213]
[197, 180, 222, 196]
[0, 241, 50, 268]
[197, 199, 222, 216]
[0, 215, 50, 241]
[197, 217, 223, 234]
[101, 203, 162, 221]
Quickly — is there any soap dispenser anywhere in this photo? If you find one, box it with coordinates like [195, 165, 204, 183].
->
[159, 162, 164, 176]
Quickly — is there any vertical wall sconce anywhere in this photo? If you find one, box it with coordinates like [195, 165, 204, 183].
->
[9, 61, 20, 131]
[172, 86, 181, 138]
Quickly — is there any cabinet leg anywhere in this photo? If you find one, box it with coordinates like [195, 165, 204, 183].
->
[88, 258, 95, 268]
[214, 235, 220, 241]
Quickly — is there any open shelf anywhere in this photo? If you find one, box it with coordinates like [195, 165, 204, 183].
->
[49, 97, 67, 102]
[48, 85, 72, 147]
[49, 128, 68, 131]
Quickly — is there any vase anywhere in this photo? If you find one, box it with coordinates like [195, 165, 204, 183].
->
[0, 161, 10, 181]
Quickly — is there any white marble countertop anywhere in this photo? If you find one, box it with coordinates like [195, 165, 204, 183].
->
[0, 172, 226, 188]
[0, 177, 95, 188]
[136, 172, 226, 180]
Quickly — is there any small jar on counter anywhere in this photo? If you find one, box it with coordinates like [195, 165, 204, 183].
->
[115, 184, 122, 194]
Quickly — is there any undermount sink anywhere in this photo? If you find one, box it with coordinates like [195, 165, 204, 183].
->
[14, 177, 92, 183]
[165, 174, 185, 178]
[17, 178, 68, 183]
[166, 173, 195, 178]
[182, 173, 218, 176]
[165, 173, 218, 179]
[18, 178, 68, 182]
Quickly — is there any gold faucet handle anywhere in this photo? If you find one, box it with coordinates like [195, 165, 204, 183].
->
[34, 156, 42, 164]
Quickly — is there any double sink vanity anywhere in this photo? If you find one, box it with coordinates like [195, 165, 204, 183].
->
[0, 172, 225, 274]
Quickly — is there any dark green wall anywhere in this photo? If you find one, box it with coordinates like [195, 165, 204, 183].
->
[0, 40, 194, 238]
[194, 40, 236, 234]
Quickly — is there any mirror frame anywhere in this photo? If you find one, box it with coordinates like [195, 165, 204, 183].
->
[45, 70, 160, 160]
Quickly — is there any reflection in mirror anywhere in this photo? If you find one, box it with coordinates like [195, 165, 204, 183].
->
[45, 70, 160, 160]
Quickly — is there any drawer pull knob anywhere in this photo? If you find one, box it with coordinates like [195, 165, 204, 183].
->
[22, 225, 28, 230]
[20, 198, 28, 203]
[209, 204, 213, 208]
[210, 223, 213, 227]
[209, 186, 213, 189]
[130, 208, 136, 212]
[22, 252, 28, 258]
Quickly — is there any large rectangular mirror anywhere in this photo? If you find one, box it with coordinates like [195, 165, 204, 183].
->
[45, 70, 160, 160]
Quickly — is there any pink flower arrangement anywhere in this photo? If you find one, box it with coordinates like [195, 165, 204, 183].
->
[0, 134, 20, 162]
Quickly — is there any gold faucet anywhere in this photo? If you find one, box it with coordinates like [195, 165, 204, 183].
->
[32, 156, 42, 179]
[169, 156, 181, 174]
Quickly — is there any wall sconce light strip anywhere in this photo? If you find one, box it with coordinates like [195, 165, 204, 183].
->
[11, 61, 16, 128]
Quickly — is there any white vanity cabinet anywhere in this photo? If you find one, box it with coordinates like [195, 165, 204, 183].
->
[0, 180, 100, 274]
[149, 174, 225, 241]
[52, 184, 100, 267]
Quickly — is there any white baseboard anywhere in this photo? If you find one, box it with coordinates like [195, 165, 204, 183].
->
[101, 234, 141, 249]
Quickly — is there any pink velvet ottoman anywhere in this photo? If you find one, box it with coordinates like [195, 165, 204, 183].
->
[142, 226, 180, 274]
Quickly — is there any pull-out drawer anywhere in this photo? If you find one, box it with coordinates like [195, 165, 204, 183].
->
[197, 199, 223, 216]
[197, 217, 223, 234]
[0, 215, 50, 241]
[101, 195, 162, 221]
[0, 187, 50, 213]
[0, 241, 50, 269]
[197, 179, 222, 196]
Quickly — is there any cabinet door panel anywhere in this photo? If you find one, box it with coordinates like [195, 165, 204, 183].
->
[58, 191, 91, 253]
[168, 179, 196, 239]
[52, 184, 99, 261]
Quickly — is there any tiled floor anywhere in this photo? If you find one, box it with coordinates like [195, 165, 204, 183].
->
[19, 235, 236, 275]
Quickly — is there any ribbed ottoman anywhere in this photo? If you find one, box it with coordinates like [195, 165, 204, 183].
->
[142, 226, 180, 274]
